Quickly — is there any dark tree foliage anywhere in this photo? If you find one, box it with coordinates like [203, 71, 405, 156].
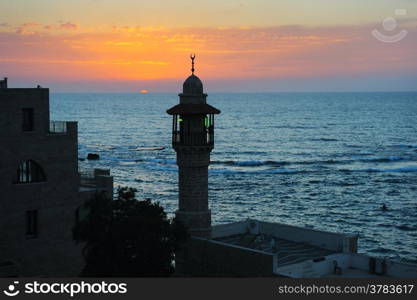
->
[73, 187, 188, 277]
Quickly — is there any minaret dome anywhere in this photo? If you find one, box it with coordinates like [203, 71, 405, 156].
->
[183, 74, 203, 95]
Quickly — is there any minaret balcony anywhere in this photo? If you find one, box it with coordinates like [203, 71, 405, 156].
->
[172, 130, 214, 148]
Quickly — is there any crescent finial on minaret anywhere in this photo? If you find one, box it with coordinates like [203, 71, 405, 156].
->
[190, 53, 196, 74]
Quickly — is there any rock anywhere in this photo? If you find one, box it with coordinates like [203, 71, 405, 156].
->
[87, 153, 100, 160]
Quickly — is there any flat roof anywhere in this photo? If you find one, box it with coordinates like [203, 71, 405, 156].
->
[215, 233, 334, 267]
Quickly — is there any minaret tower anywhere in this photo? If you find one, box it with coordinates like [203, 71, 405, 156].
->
[167, 55, 220, 238]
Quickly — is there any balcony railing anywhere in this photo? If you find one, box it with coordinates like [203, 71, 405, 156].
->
[172, 130, 214, 147]
[79, 167, 115, 199]
[49, 121, 67, 133]
[79, 167, 96, 186]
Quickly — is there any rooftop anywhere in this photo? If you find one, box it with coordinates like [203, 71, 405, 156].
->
[215, 233, 334, 266]
[207, 219, 417, 278]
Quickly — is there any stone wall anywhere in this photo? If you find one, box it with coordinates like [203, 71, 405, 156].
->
[0, 88, 96, 276]
[176, 237, 276, 277]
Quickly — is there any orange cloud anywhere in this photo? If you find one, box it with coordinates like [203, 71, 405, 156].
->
[0, 21, 416, 89]
[21, 22, 42, 27]
[13, 21, 80, 35]
[59, 22, 78, 30]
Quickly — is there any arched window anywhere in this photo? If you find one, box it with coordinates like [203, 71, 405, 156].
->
[16, 160, 46, 183]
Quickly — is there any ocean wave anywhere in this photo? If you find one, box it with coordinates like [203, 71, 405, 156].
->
[103, 157, 135, 162]
[89, 153, 413, 172]
[392, 144, 417, 149]
[211, 160, 282, 167]
[232, 160, 268, 166]
[354, 156, 403, 163]
[142, 164, 177, 172]
[211, 155, 408, 168]
[273, 125, 317, 129]
[310, 138, 339, 142]
[268, 168, 300, 174]
[134, 146, 165, 151]
[211, 159, 317, 167]
[118, 161, 137, 166]
[344, 166, 417, 173]
[396, 225, 416, 231]
[140, 162, 301, 175]
[222, 151, 269, 155]
[137, 158, 177, 165]
[85, 144, 116, 150]
[209, 168, 301, 175]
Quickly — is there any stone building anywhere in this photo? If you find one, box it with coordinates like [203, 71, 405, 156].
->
[0, 78, 113, 277]
[168, 60, 417, 278]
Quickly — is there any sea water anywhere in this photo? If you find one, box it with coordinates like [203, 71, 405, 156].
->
[51, 92, 417, 263]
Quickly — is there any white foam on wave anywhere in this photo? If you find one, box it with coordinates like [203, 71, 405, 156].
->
[213, 155, 410, 168]
[140, 161, 300, 175]
[85, 144, 116, 150]
[210, 167, 300, 175]
[134, 146, 165, 151]
[119, 161, 137, 166]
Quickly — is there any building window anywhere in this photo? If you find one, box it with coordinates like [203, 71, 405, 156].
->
[22, 108, 34, 131]
[26, 210, 38, 238]
[16, 160, 46, 183]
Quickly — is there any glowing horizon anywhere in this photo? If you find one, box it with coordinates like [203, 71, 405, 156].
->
[1, 0, 416, 92]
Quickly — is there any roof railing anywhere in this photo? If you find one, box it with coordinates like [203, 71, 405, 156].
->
[49, 121, 67, 133]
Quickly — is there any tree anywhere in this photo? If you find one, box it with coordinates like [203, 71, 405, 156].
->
[73, 187, 188, 277]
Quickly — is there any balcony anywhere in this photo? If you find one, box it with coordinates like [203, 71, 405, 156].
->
[49, 121, 67, 133]
[172, 130, 214, 147]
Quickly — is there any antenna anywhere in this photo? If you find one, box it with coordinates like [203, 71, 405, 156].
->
[190, 53, 195, 74]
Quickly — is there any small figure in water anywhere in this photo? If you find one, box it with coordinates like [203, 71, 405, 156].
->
[381, 204, 388, 211]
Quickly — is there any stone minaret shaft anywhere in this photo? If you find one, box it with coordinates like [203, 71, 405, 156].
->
[176, 145, 211, 237]
[167, 56, 220, 238]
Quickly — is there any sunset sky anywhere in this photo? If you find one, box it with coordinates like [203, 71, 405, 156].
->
[0, 0, 416, 92]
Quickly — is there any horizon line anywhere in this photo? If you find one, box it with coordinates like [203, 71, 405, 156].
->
[48, 90, 417, 94]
